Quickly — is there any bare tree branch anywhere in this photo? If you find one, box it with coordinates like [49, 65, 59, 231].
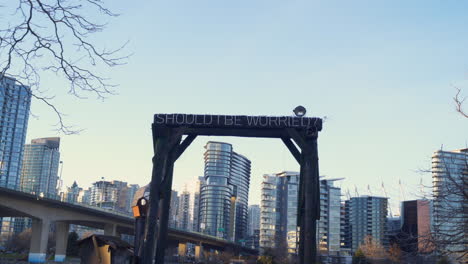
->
[0, 0, 128, 134]
[453, 87, 468, 118]
[429, 150, 467, 263]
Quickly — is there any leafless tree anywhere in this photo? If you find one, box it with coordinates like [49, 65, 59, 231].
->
[453, 87, 467, 118]
[403, 91, 468, 263]
[359, 236, 387, 260]
[414, 149, 467, 264]
[0, 0, 128, 134]
[387, 243, 402, 264]
[429, 150, 467, 263]
[4, 228, 32, 252]
[203, 250, 238, 264]
[258, 242, 297, 264]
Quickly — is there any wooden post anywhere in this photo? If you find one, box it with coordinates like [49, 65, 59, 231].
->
[298, 154, 305, 264]
[299, 135, 320, 264]
[141, 126, 171, 263]
[154, 137, 179, 263]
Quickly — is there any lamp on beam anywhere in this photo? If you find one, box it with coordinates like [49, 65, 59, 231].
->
[293, 106, 307, 117]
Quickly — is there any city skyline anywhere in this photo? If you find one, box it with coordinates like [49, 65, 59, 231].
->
[1, 1, 467, 263]
[9, 0, 468, 214]
[22, 138, 466, 216]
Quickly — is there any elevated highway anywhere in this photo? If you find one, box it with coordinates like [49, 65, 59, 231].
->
[0, 187, 257, 263]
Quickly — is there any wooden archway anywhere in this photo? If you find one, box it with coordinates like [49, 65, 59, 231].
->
[141, 114, 323, 264]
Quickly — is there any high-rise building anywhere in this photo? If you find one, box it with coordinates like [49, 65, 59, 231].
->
[90, 180, 119, 210]
[80, 187, 91, 205]
[431, 148, 467, 259]
[318, 178, 342, 256]
[199, 141, 251, 242]
[63, 181, 83, 203]
[260, 172, 342, 255]
[88, 180, 138, 213]
[344, 196, 388, 252]
[341, 202, 351, 254]
[20, 137, 61, 199]
[248, 204, 260, 236]
[192, 176, 204, 232]
[247, 205, 260, 250]
[260, 172, 299, 253]
[112, 180, 140, 213]
[0, 76, 31, 190]
[386, 216, 401, 246]
[126, 184, 140, 212]
[177, 190, 191, 231]
[260, 173, 282, 250]
[169, 190, 179, 228]
[0, 77, 31, 243]
[246, 229, 260, 250]
[400, 200, 432, 253]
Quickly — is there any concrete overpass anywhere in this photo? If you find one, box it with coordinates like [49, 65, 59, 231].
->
[0, 187, 257, 263]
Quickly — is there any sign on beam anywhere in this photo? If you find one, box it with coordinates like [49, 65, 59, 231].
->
[154, 114, 322, 131]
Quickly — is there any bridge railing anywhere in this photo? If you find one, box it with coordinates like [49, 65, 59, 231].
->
[170, 227, 230, 243]
[11, 188, 134, 218]
[68, 201, 134, 218]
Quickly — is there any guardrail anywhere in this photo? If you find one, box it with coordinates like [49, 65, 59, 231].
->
[11, 188, 134, 218]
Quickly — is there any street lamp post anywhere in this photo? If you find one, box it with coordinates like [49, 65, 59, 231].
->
[57, 161, 64, 199]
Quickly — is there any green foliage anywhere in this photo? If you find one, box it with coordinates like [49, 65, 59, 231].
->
[257, 246, 299, 264]
[257, 247, 285, 264]
[0, 253, 27, 259]
[257, 255, 273, 264]
[436, 256, 450, 264]
[352, 248, 369, 264]
[66, 231, 80, 257]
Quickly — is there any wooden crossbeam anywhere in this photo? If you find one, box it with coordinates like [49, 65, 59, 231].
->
[286, 128, 308, 150]
[281, 137, 301, 164]
[173, 134, 197, 162]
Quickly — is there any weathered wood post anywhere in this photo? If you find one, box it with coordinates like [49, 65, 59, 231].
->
[154, 136, 179, 263]
[300, 136, 320, 264]
[141, 126, 172, 263]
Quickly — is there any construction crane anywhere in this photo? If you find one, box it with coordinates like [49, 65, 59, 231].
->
[345, 189, 352, 200]
[419, 177, 426, 199]
[381, 182, 393, 217]
[399, 178, 406, 201]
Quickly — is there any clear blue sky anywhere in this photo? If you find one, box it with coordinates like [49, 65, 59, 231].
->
[21, 0, 468, 214]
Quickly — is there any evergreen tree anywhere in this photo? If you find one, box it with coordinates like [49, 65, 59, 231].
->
[66, 231, 80, 257]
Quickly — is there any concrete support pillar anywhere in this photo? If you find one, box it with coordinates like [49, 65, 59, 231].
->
[178, 242, 187, 257]
[195, 243, 204, 261]
[54, 221, 69, 262]
[104, 223, 118, 236]
[28, 218, 50, 263]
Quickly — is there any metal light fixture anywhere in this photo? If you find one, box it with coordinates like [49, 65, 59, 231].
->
[293, 105, 307, 117]
[133, 197, 148, 218]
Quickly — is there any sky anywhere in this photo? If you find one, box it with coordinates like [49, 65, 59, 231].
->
[11, 0, 468, 214]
